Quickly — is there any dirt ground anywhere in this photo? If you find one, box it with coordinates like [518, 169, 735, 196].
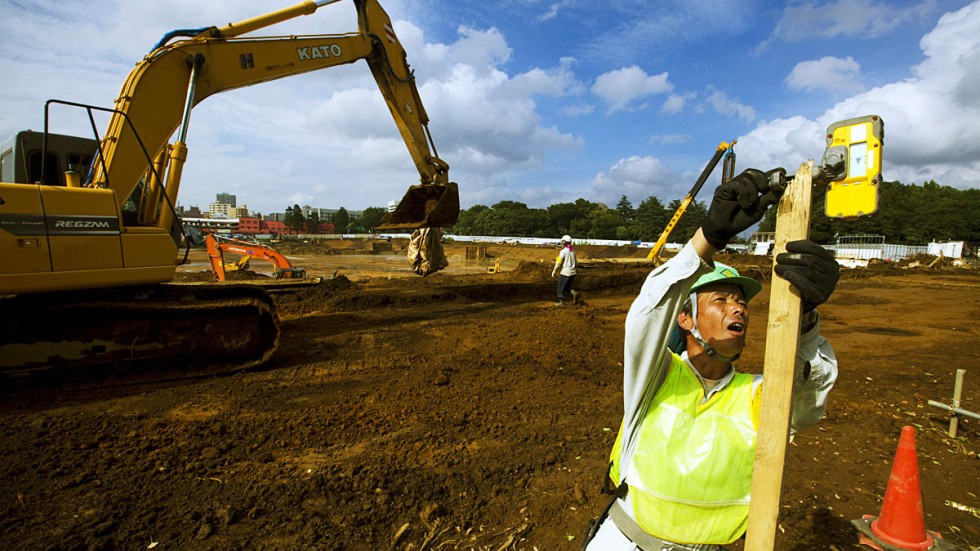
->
[2, 239, 979, 550]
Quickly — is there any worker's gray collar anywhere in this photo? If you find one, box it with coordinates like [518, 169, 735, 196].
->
[680, 351, 736, 402]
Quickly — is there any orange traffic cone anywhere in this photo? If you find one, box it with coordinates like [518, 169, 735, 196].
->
[852, 426, 956, 550]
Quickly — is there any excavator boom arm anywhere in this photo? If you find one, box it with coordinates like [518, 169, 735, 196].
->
[91, 0, 453, 226]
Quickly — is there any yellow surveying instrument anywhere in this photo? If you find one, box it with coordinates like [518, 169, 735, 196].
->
[821, 115, 884, 219]
[767, 115, 885, 219]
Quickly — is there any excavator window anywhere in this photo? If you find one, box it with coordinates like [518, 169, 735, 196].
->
[121, 181, 146, 225]
[27, 149, 62, 185]
[67, 152, 94, 182]
[0, 150, 11, 182]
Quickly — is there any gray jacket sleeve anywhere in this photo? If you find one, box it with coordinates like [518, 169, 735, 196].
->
[617, 243, 713, 485]
[789, 316, 838, 432]
[751, 318, 839, 434]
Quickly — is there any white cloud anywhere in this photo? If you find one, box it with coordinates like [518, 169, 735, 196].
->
[754, 0, 935, 54]
[504, 58, 585, 98]
[286, 192, 316, 206]
[737, 2, 980, 188]
[306, 88, 397, 139]
[405, 25, 513, 81]
[419, 62, 580, 165]
[728, 116, 825, 172]
[661, 92, 697, 115]
[578, 1, 759, 65]
[562, 104, 595, 116]
[589, 155, 678, 205]
[592, 66, 674, 113]
[786, 56, 864, 93]
[649, 134, 691, 146]
[538, 2, 567, 22]
[705, 87, 755, 121]
[135, 0, 368, 41]
[773, 0, 934, 41]
[915, 1, 980, 105]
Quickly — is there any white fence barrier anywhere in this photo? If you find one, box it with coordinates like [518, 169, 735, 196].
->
[928, 241, 964, 258]
[263, 232, 965, 263]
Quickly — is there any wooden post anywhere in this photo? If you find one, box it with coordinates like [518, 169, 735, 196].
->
[744, 161, 814, 550]
[950, 369, 966, 437]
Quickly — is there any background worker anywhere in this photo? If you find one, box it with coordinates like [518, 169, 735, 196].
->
[552, 234, 579, 306]
[584, 169, 841, 550]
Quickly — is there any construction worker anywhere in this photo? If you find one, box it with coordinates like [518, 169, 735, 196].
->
[583, 169, 841, 550]
[552, 234, 579, 306]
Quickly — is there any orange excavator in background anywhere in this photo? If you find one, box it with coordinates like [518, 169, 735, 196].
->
[205, 234, 306, 282]
[0, 0, 459, 377]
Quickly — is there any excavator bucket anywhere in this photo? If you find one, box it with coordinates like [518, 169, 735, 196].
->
[377, 182, 459, 230]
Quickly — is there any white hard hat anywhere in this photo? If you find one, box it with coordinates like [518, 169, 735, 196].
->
[561, 234, 572, 242]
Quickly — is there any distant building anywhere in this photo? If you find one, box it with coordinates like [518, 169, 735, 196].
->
[237, 216, 300, 235]
[209, 202, 234, 219]
[177, 204, 204, 218]
[196, 199, 356, 232]
[313, 207, 362, 222]
[216, 193, 236, 207]
[301, 206, 329, 220]
[237, 217, 261, 234]
[183, 215, 328, 236]
[182, 217, 237, 233]
[748, 232, 775, 255]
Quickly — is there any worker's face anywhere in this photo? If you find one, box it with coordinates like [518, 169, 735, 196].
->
[681, 282, 749, 357]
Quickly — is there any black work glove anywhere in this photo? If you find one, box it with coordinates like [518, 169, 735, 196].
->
[775, 240, 840, 312]
[701, 168, 784, 250]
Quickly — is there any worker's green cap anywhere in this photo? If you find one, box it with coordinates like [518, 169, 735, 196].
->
[691, 262, 762, 301]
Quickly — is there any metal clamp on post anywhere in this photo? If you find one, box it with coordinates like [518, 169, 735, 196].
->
[767, 168, 787, 193]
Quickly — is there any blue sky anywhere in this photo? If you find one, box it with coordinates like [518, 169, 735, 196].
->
[2, 0, 978, 215]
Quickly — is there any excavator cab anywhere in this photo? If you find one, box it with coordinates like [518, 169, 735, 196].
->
[377, 182, 459, 230]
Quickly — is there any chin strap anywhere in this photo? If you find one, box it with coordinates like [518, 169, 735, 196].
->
[687, 291, 741, 363]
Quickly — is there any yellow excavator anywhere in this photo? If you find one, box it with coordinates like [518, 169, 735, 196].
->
[0, 0, 458, 377]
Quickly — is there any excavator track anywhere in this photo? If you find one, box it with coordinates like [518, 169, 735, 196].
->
[0, 284, 279, 382]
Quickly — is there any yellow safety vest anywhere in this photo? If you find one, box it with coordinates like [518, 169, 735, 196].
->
[609, 354, 759, 545]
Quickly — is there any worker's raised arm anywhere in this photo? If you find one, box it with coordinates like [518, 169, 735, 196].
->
[701, 168, 783, 252]
[689, 228, 716, 261]
[689, 166, 785, 262]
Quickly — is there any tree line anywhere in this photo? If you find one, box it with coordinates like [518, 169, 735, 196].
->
[282, 205, 389, 234]
[781, 180, 980, 245]
[284, 180, 979, 245]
